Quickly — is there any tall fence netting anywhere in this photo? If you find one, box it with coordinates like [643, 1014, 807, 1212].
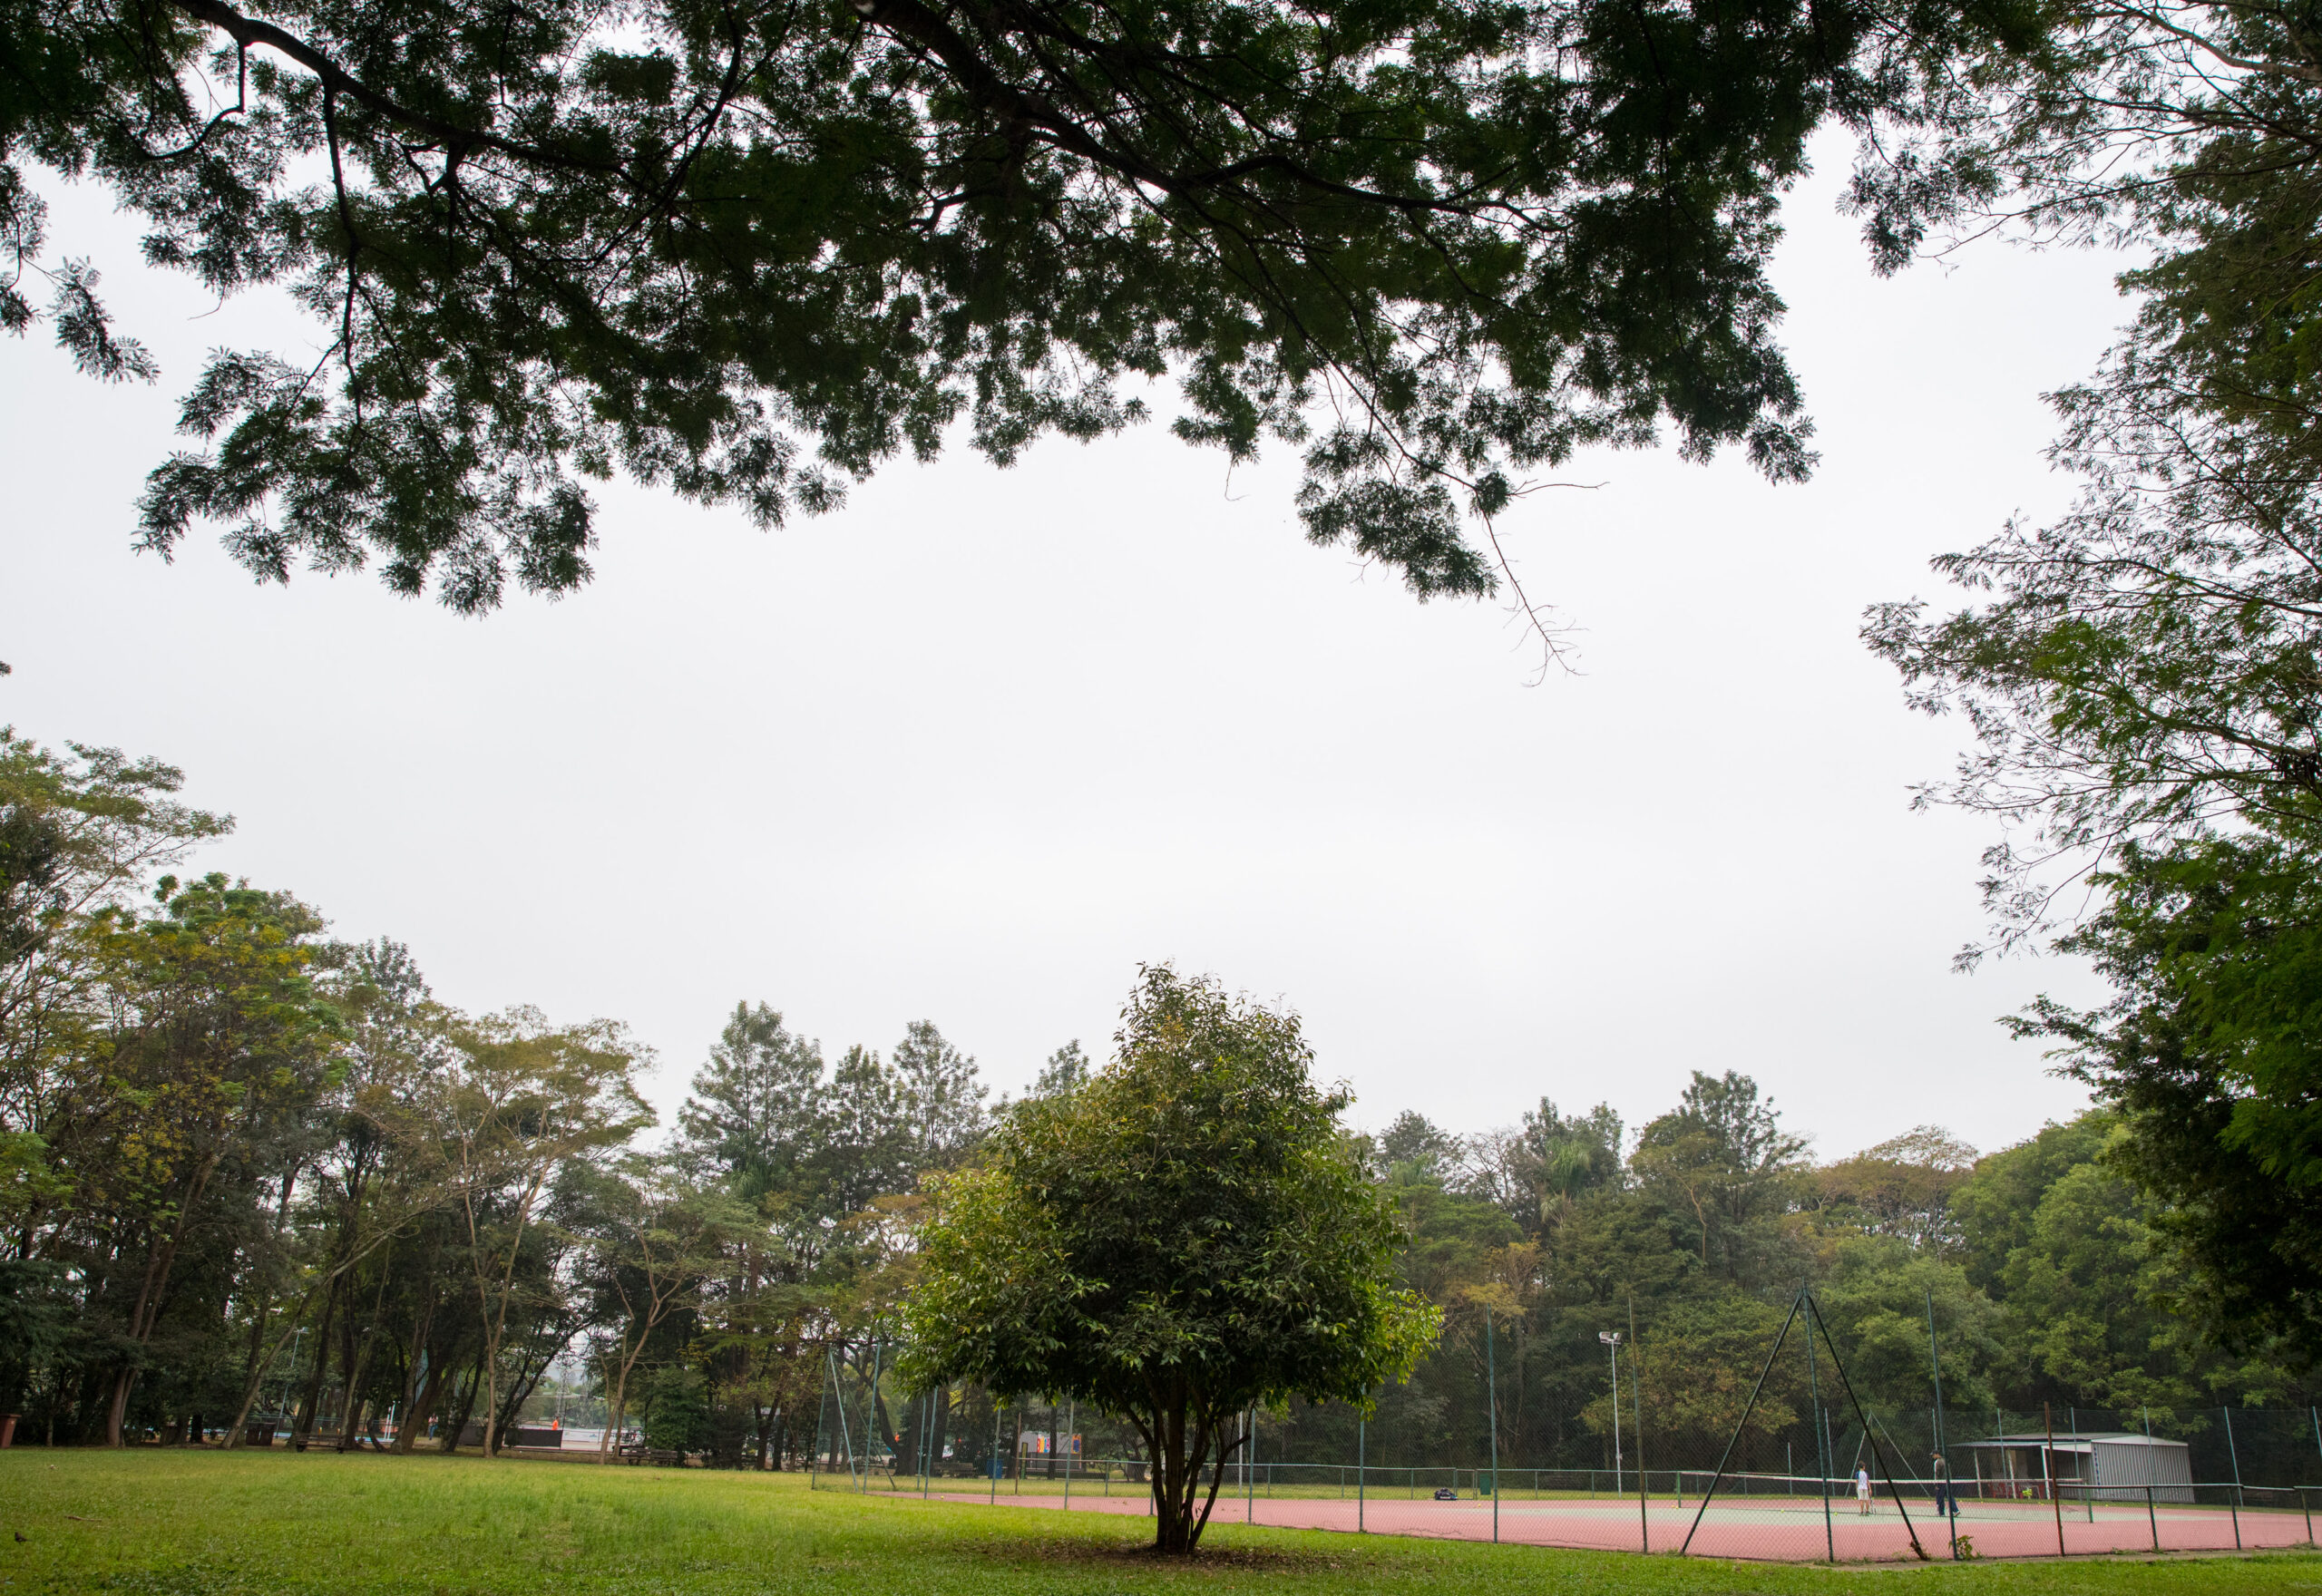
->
[804, 1291, 2322, 1562]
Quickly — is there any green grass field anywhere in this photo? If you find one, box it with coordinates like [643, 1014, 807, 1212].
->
[1, 1450, 2317, 1596]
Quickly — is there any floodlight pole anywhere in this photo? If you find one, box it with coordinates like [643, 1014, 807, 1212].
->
[1599, 1330, 1624, 1498]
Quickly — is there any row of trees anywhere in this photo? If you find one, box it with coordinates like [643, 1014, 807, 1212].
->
[5, 727, 2313, 1494]
[0, 728, 1049, 1458]
[1309, 1083, 2315, 1477]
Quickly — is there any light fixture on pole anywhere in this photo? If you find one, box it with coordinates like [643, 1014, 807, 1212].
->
[1599, 1331, 1624, 1495]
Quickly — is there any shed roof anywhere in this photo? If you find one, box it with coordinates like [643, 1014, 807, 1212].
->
[1955, 1434, 2188, 1454]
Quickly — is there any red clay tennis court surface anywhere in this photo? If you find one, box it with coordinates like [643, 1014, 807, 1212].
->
[885, 1488, 2318, 1561]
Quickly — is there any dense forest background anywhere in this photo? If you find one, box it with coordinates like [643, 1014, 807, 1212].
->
[5, 730, 2317, 1479]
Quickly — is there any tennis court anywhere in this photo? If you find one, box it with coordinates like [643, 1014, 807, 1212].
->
[896, 1483, 2319, 1561]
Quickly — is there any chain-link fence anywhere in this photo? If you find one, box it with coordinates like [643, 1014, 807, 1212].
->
[804, 1295, 2322, 1562]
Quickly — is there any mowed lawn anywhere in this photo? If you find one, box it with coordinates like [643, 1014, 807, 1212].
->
[1, 1451, 2317, 1596]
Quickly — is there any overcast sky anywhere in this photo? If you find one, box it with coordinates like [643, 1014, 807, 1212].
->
[2, 131, 2128, 1163]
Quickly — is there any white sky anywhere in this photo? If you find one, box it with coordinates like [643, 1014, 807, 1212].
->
[1, 131, 2126, 1163]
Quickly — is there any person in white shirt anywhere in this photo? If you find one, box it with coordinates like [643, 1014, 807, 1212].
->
[1855, 1466, 1873, 1515]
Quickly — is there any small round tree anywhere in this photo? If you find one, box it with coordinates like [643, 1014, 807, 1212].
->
[900, 966, 1439, 1553]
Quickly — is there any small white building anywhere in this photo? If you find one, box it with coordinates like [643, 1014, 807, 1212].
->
[1956, 1433, 2193, 1503]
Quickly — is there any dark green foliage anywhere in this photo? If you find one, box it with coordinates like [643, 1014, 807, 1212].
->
[902, 965, 1440, 1551]
[0, 0, 1962, 609]
[639, 1364, 714, 1457]
[2005, 842, 2322, 1372]
[1861, 0, 2322, 1369]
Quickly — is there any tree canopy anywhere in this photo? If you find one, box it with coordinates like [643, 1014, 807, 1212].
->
[0, 0, 1995, 614]
[901, 964, 1439, 1552]
[1857, 0, 2322, 1377]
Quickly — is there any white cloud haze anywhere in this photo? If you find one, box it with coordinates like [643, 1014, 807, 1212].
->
[1, 131, 2124, 1161]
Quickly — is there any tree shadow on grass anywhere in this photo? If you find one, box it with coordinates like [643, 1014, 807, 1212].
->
[981, 1535, 1366, 1577]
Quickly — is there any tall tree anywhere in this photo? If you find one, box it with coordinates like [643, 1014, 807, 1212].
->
[2, 732, 230, 1247]
[576, 1150, 737, 1461]
[1629, 1070, 1807, 1281]
[1029, 1040, 1088, 1099]
[902, 965, 1439, 1552]
[1861, 0, 2322, 1370]
[433, 1007, 650, 1455]
[890, 1020, 986, 1170]
[70, 874, 345, 1445]
[678, 1002, 826, 1206]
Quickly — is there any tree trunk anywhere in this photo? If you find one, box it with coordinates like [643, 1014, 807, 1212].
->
[398, 1354, 449, 1455]
[221, 1287, 320, 1449]
[334, 1258, 385, 1453]
[441, 1362, 481, 1453]
[293, 1283, 340, 1449]
[392, 1279, 439, 1453]
[1139, 1388, 1241, 1554]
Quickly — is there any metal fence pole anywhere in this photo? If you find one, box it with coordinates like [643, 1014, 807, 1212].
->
[1804, 1287, 1833, 1562]
[1628, 1295, 1647, 1552]
[2224, 1406, 2243, 1549]
[1922, 1289, 1959, 1568]
[1486, 1308, 1500, 1545]
[1680, 1285, 1805, 1556]
[2147, 1484, 2159, 1552]
[1358, 1398, 1366, 1533]
[863, 1338, 883, 1493]
[811, 1348, 829, 1491]
[2070, 1403, 2090, 1524]
[830, 1348, 858, 1491]
[2045, 1402, 2063, 1555]
[1063, 1399, 1074, 1511]
[990, 1402, 1000, 1504]
[1805, 1291, 1927, 1562]
[1245, 1406, 1255, 1523]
